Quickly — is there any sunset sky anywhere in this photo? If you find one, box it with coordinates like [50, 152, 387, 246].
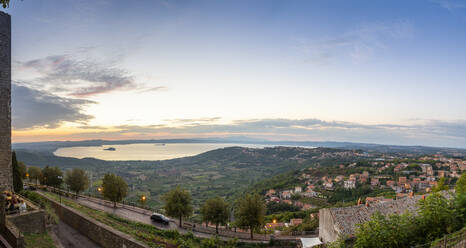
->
[4, 0, 466, 147]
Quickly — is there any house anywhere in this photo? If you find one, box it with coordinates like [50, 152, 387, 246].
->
[303, 190, 317, 198]
[370, 178, 380, 186]
[290, 218, 303, 226]
[362, 171, 369, 177]
[398, 177, 407, 185]
[359, 177, 368, 184]
[265, 189, 276, 197]
[386, 180, 395, 187]
[302, 204, 313, 210]
[295, 186, 302, 193]
[265, 222, 285, 229]
[344, 180, 356, 189]
[335, 175, 345, 182]
[295, 201, 305, 208]
[281, 190, 292, 199]
[437, 170, 449, 178]
[324, 181, 334, 189]
[283, 200, 292, 205]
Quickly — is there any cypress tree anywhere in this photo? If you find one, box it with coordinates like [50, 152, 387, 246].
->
[12, 151, 23, 192]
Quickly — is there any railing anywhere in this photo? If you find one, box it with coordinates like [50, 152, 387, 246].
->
[31, 184, 314, 242]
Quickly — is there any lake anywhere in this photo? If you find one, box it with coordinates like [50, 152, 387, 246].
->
[54, 143, 272, 161]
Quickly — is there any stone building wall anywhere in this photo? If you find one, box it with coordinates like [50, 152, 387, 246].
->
[319, 195, 425, 243]
[7, 210, 46, 234]
[0, 11, 11, 191]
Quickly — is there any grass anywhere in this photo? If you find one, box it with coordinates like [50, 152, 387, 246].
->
[24, 232, 56, 248]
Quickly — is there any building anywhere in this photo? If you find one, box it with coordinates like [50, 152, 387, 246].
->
[335, 175, 345, 182]
[344, 180, 356, 189]
[370, 178, 380, 186]
[265, 189, 276, 197]
[290, 218, 303, 226]
[319, 195, 426, 243]
[0, 11, 12, 191]
[281, 190, 292, 199]
[386, 180, 395, 187]
[398, 177, 407, 185]
[295, 186, 302, 193]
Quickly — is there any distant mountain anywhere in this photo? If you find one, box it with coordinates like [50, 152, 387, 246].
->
[13, 137, 466, 156]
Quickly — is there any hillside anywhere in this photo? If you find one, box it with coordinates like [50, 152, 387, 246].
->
[16, 146, 366, 210]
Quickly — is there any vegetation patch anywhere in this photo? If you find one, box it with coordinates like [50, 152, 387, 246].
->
[24, 232, 56, 248]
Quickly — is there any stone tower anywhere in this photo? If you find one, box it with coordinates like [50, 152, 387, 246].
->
[0, 11, 11, 191]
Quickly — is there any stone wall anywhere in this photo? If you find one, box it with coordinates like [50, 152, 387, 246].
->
[318, 208, 340, 243]
[0, 11, 11, 192]
[46, 195, 150, 248]
[3, 221, 23, 248]
[319, 195, 425, 243]
[6, 210, 46, 234]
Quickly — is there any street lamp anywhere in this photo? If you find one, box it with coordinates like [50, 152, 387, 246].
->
[57, 176, 63, 204]
[140, 195, 147, 208]
[97, 187, 103, 198]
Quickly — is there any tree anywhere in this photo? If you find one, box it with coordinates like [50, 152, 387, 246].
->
[1, 0, 9, 8]
[354, 212, 416, 248]
[65, 168, 90, 198]
[235, 193, 265, 240]
[40, 166, 63, 187]
[12, 151, 23, 192]
[417, 192, 459, 241]
[28, 166, 42, 185]
[102, 173, 127, 208]
[201, 197, 229, 234]
[433, 177, 448, 192]
[455, 173, 466, 195]
[454, 173, 466, 225]
[18, 162, 27, 179]
[162, 187, 193, 227]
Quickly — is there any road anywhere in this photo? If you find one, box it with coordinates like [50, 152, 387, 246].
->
[40, 190, 271, 243]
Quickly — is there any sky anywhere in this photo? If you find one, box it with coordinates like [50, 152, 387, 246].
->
[3, 0, 466, 148]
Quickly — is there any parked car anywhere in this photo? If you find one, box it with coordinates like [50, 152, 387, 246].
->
[150, 213, 170, 225]
[23, 185, 36, 190]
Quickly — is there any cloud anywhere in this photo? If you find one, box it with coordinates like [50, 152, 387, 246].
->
[16, 55, 165, 97]
[55, 118, 466, 148]
[137, 86, 168, 93]
[12, 83, 95, 129]
[164, 117, 222, 125]
[295, 20, 414, 64]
